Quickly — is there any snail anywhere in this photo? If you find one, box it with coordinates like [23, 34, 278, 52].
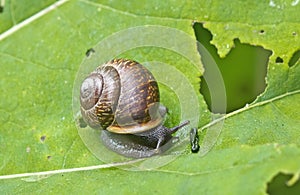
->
[80, 59, 189, 158]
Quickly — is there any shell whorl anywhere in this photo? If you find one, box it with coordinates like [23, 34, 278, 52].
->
[80, 59, 163, 134]
[80, 64, 120, 129]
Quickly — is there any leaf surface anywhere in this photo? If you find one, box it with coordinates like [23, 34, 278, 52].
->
[0, 0, 299, 194]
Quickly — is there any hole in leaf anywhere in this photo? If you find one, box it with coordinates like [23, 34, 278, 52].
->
[47, 155, 52, 160]
[267, 173, 300, 195]
[85, 48, 95, 57]
[292, 32, 297, 36]
[194, 23, 272, 113]
[276, 57, 284, 63]
[40, 135, 46, 142]
[288, 50, 300, 67]
[259, 30, 265, 34]
[0, 0, 4, 13]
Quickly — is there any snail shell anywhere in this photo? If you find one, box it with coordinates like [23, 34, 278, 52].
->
[79, 59, 189, 158]
[80, 59, 163, 134]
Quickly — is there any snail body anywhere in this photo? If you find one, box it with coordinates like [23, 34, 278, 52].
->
[80, 59, 189, 158]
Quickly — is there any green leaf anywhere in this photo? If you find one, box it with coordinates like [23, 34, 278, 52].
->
[0, 0, 57, 33]
[0, 0, 299, 194]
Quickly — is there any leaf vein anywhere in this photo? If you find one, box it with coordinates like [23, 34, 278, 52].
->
[0, 0, 69, 42]
[201, 90, 300, 131]
[79, 0, 192, 23]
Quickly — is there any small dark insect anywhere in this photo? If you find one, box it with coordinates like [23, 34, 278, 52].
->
[190, 128, 200, 153]
[85, 48, 95, 57]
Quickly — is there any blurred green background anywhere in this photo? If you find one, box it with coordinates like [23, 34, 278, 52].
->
[194, 23, 272, 113]
[267, 173, 300, 194]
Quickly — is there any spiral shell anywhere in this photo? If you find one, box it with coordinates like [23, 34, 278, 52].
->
[80, 59, 163, 134]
